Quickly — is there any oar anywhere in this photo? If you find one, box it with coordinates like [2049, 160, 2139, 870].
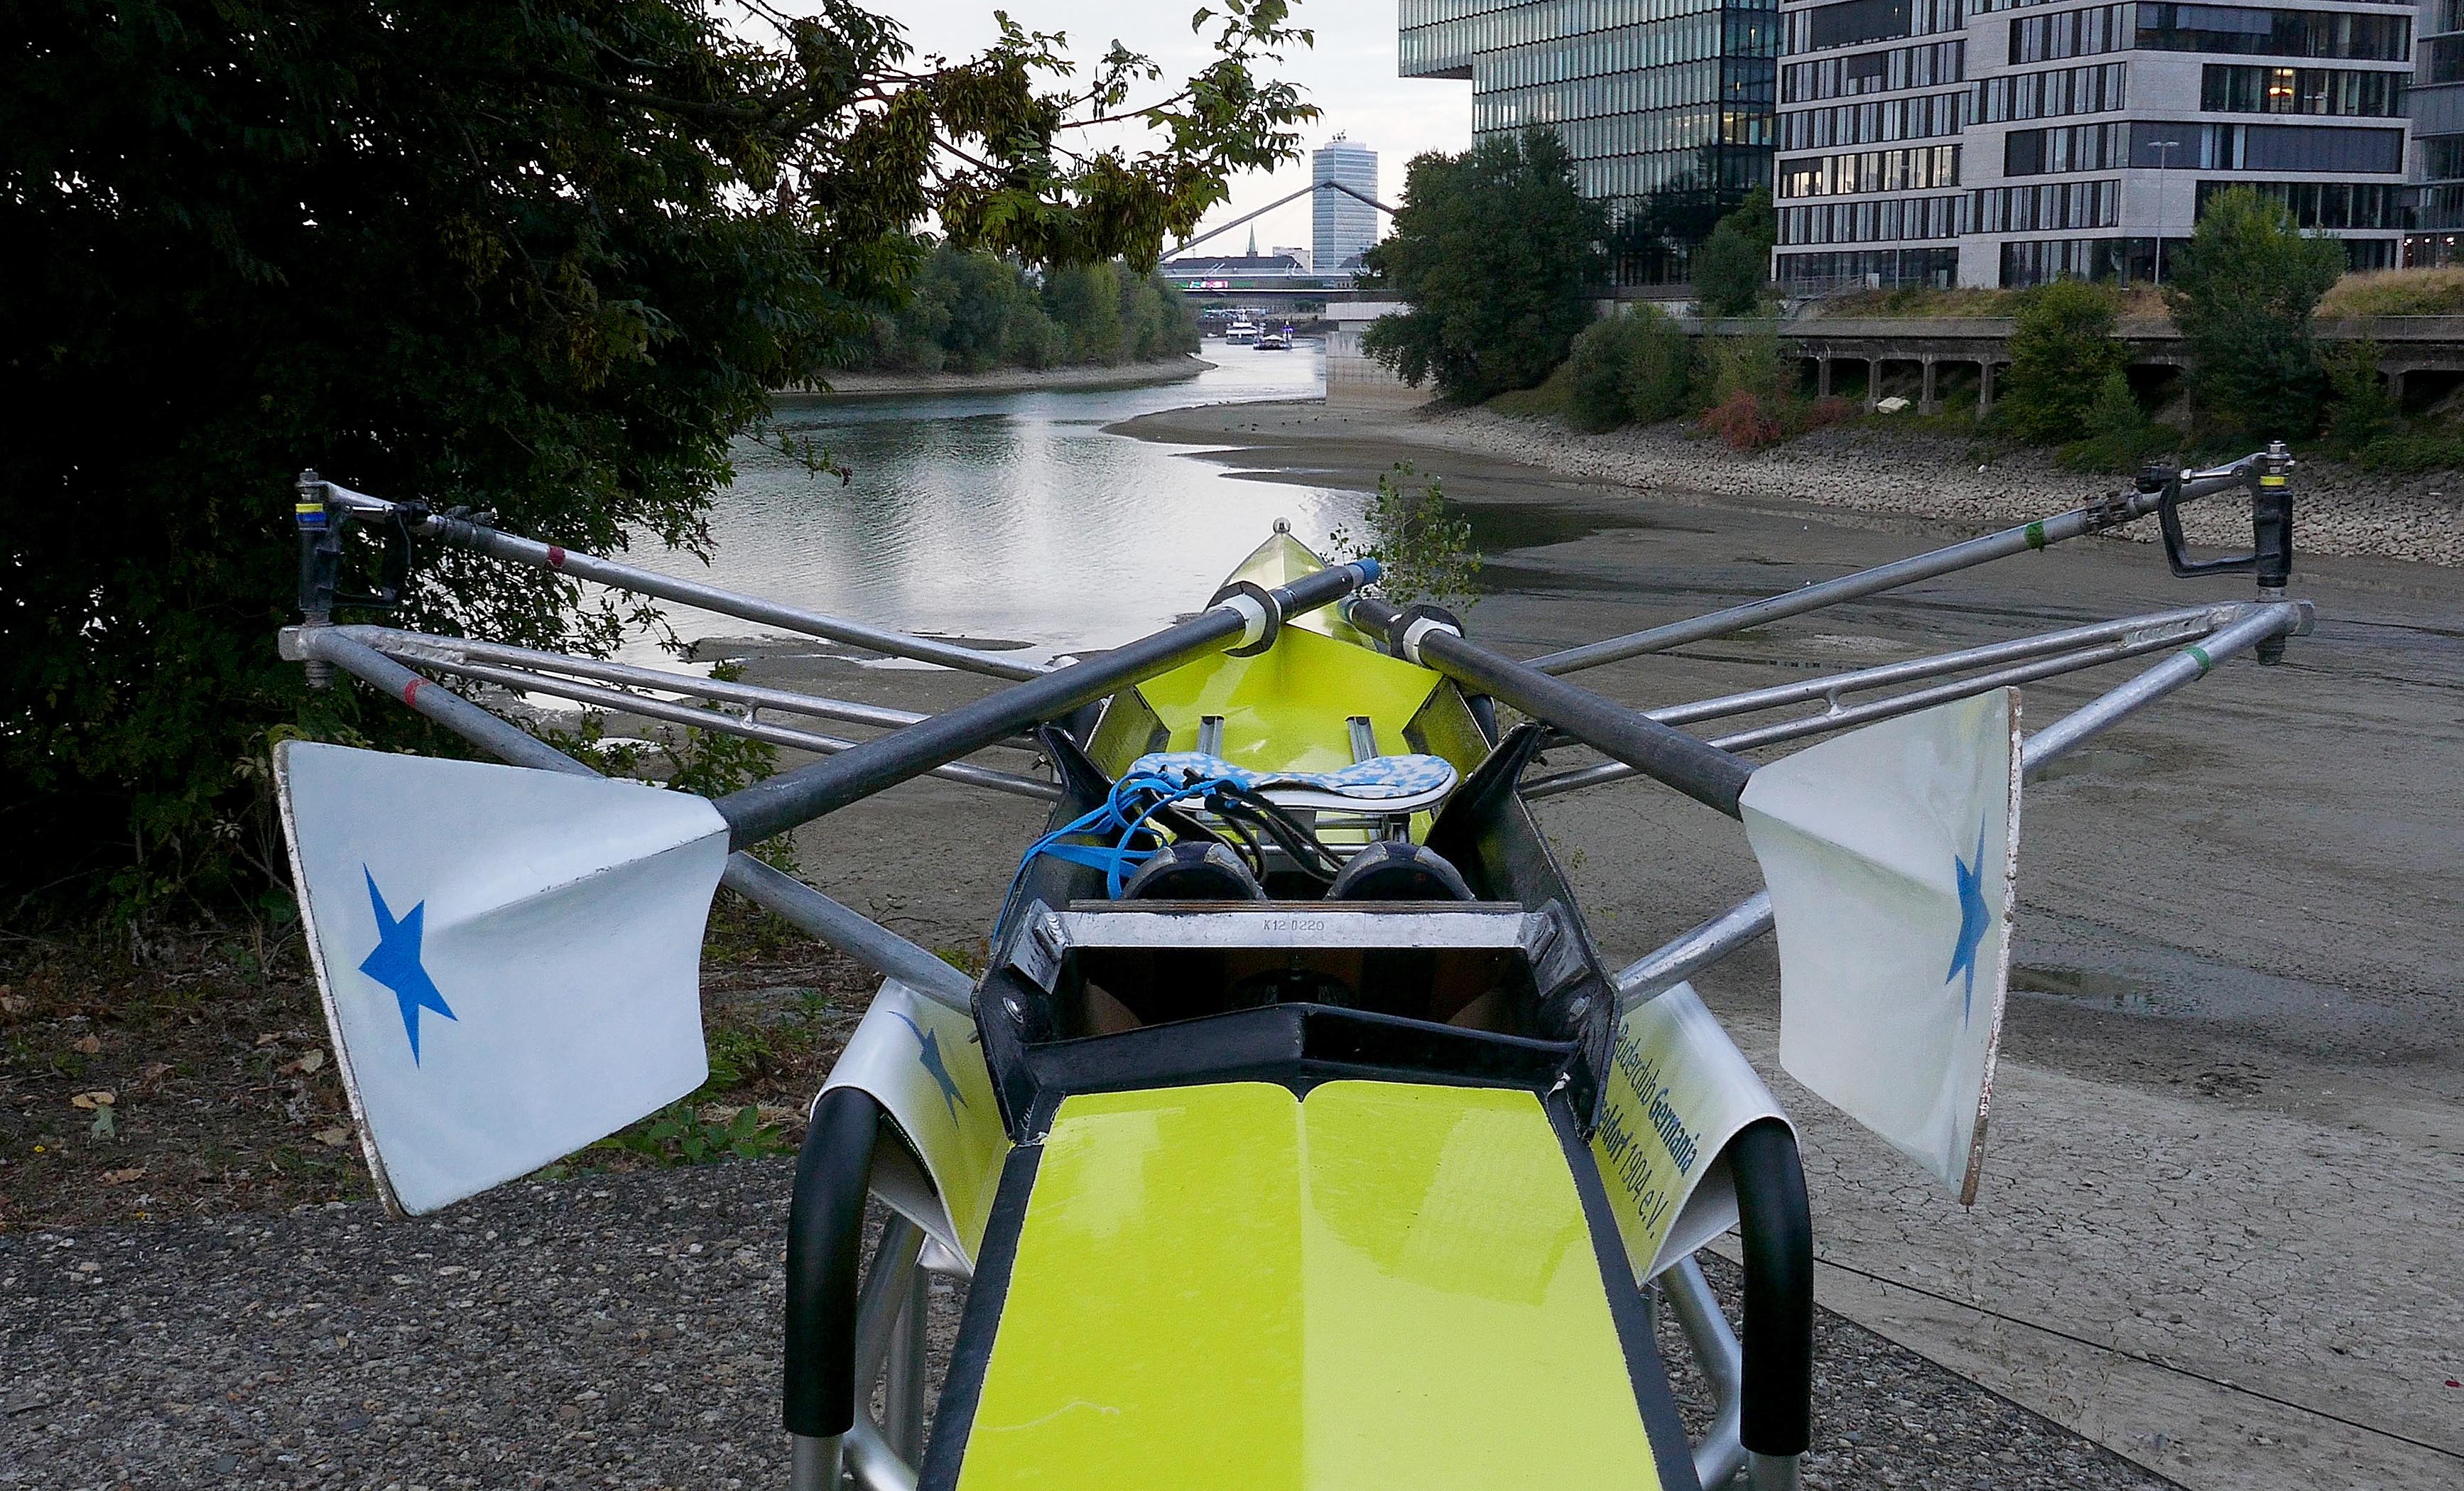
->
[1347, 594, 2019, 1200]
[716, 561, 1377, 847]
[275, 560, 1375, 1215]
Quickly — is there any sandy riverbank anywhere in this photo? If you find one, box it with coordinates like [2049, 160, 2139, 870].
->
[1122, 396, 2464, 566]
[776, 352, 1207, 401]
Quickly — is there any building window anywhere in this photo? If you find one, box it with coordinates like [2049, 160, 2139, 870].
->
[1787, 0, 1964, 53]
[2200, 64, 2405, 115]
[1777, 88, 1971, 150]
[2128, 120, 2404, 172]
[2008, 4, 2130, 65]
[2428, 37, 2464, 83]
[2193, 178, 2407, 228]
[1972, 179, 2123, 233]
[2005, 121, 2129, 175]
[2132, 6, 2411, 62]
[1776, 193, 1971, 243]
[1781, 39, 1967, 102]
[1776, 143, 1962, 197]
[1977, 62, 2129, 121]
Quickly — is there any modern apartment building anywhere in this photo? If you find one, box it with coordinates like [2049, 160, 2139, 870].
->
[2409, 0, 2464, 261]
[1771, 0, 2417, 288]
[1312, 136, 1382, 276]
[1399, 0, 1784, 281]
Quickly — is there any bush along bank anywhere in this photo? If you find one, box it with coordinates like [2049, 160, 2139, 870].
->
[848, 244, 1198, 376]
[1498, 190, 2464, 480]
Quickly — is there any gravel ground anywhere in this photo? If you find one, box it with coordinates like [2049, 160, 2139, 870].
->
[4, 1159, 2173, 1490]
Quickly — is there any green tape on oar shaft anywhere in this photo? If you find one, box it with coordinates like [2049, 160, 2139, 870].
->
[2024, 521, 2047, 549]
[2185, 643, 2214, 676]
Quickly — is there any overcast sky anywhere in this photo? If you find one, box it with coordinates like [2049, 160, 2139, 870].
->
[881, 1, 1472, 255]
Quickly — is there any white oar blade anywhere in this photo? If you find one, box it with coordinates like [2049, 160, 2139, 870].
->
[1740, 688, 2021, 1203]
[274, 742, 729, 1215]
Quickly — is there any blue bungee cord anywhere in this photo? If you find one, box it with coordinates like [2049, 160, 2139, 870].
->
[1004, 768, 1244, 905]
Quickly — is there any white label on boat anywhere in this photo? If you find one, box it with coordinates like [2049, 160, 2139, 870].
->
[820, 982, 1011, 1267]
[276, 741, 727, 1215]
[1592, 982, 1791, 1279]
[1742, 688, 2020, 1202]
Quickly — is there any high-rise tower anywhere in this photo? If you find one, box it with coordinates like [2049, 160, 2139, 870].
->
[1313, 136, 1382, 276]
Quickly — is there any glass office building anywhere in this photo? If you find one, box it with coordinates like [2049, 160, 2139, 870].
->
[1400, 0, 1784, 282]
[1770, 0, 2416, 289]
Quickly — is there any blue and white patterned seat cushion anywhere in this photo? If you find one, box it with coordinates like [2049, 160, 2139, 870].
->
[1129, 751, 1460, 813]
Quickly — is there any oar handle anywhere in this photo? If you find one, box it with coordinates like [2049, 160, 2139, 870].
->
[717, 560, 1379, 848]
[1346, 595, 1754, 818]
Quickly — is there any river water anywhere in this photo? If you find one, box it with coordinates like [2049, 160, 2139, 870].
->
[611, 344, 1352, 663]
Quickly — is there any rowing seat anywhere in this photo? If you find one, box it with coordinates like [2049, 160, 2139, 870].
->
[926, 1080, 1686, 1491]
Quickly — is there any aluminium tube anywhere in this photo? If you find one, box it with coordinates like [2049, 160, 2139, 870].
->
[1522, 619, 2216, 800]
[340, 624, 1036, 747]
[1527, 459, 2266, 676]
[1347, 595, 1756, 818]
[715, 562, 1379, 849]
[290, 627, 976, 1008]
[407, 506, 1045, 681]
[398, 654, 1060, 803]
[1610, 601, 2307, 1003]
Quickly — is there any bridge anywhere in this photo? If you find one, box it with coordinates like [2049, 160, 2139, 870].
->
[1684, 315, 2464, 416]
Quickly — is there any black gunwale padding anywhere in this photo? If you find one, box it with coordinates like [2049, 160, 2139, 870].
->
[783, 1087, 883, 1438]
[914, 1142, 1045, 1491]
[1016, 1002, 1578, 1134]
[1423, 722, 1553, 874]
[1551, 1090, 1708, 1491]
[1730, 1117, 1816, 1457]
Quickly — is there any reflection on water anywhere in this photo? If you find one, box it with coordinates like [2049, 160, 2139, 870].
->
[608, 345, 1345, 663]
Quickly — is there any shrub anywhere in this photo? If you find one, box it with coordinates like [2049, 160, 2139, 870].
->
[1361, 131, 1610, 401]
[1994, 280, 2130, 445]
[2164, 187, 2345, 441]
[1328, 464, 1482, 610]
[1700, 389, 1782, 449]
[2057, 372, 2176, 472]
[2321, 339, 2396, 453]
[1564, 305, 1696, 431]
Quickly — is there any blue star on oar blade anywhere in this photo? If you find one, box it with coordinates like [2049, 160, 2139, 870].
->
[359, 868, 456, 1065]
[1945, 822, 1992, 1021]
[889, 1010, 967, 1125]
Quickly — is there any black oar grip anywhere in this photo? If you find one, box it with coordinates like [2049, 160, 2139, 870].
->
[1347, 595, 1753, 818]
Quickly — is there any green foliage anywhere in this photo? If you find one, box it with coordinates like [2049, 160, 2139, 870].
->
[599, 1100, 796, 1166]
[1565, 306, 1697, 431]
[859, 249, 1197, 373]
[2321, 340, 2397, 452]
[1693, 188, 1775, 317]
[2163, 187, 2345, 441]
[1692, 326, 1847, 450]
[1995, 281, 2132, 445]
[2316, 266, 2464, 318]
[2056, 372, 2176, 472]
[1329, 464, 1482, 611]
[1359, 131, 1610, 401]
[2315, 337, 2464, 472]
[3, 0, 1311, 919]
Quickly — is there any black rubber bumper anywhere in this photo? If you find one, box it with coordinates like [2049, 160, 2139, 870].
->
[783, 1087, 882, 1438]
